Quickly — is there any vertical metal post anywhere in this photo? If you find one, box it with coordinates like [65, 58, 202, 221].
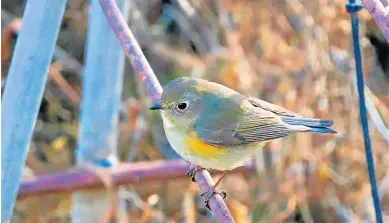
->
[71, 0, 129, 222]
[1, 0, 67, 221]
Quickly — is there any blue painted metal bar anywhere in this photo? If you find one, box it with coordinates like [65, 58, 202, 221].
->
[71, 0, 129, 221]
[1, 0, 67, 221]
[346, 1, 382, 222]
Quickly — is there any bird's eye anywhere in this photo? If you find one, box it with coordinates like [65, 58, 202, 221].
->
[177, 102, 188, 110]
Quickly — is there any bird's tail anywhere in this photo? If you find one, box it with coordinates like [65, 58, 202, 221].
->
[281, 117, 338, 134]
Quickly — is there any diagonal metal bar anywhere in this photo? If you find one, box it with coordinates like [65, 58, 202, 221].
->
[362, 0, 389, 42]
[98, 0, 235, 222]
[1, 0, 67, 221]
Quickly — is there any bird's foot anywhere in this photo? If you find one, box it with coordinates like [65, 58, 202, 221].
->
[200, 188, 227, 210]
[187, 164, 213, 182]
[187, 164, 203, 182]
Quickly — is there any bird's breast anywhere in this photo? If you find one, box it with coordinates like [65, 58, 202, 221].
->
[163, 122, 225, 158]
[161, 112, 267, 170]
[184, 132, 225, 158]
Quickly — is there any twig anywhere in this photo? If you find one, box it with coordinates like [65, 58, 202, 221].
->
[348, 64, 389, 145]
[378, 168, 389, 199]
[365, 86, 389, 117]
[1, 18, 21, 65]
[1, 16, 83, 77]
[1, 17, 81, 106]
[121, 190, 166, 222]
[52, 45, 84, 77]
[327, 199, 358, 223]
[365, 92, 389, 145]
[362, 0, 389, 42]
[17, 160, 255, 198]
[181, 186, 197, 223]
[49, 62, 81, 104]
[98, 0, 235, 221]
[359, 167, 389, 221]
[126, 111, 144, 162]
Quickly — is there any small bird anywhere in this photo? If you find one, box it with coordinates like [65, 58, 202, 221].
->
[150, 77, 337, 208]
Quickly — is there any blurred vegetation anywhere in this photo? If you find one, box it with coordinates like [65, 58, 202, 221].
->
[2, 0, 389, 222]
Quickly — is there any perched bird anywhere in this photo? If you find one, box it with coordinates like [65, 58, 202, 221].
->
[150, 77, 337, 208]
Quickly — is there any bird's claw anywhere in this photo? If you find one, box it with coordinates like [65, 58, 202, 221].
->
[187, 164, 214, 182]
[187, 164, 202, 182]
[200, 188, 227, 210]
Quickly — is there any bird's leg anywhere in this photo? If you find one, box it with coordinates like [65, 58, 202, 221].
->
[201, 170, 229, 210]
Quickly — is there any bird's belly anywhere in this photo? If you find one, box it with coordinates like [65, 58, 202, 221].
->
[162, 120, 266, 170]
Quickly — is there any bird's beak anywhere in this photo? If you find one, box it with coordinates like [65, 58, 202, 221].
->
[150, 101, 163, 110]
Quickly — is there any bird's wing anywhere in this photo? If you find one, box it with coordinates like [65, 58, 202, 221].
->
[233, 110, 298, 143]
[247, 96, 302, 117]
[195, 105, 298, 147]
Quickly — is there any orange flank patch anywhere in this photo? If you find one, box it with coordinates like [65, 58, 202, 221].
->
[185, 132, 225, 158]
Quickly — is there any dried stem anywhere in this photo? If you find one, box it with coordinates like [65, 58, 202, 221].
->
[49, 62, 81, 103]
